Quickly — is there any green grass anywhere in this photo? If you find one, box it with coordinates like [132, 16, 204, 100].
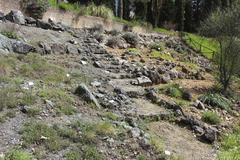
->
[64, 150, 81, 160]
[104, 112, 119, 121]
[183, 33, 218, 59]
[218, 125, 240, 160]
[151, 50, 174, 61]
[199, 93, 232, 111]
[153, 27, 177, 36]
[1, 31, 19, 39]
[159, 84, 183, 98]
[127, 48, 141, 55]
[150, 42, 166, 51]
[5, 149, 33, 160]
[202, 111, 221, 125]
[21, 122, 68, 152]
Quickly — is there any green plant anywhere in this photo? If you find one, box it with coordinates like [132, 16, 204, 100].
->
[65, 150, 81, 160]
[151, 50, 174, 61]
[1, 31, 19, 39]
[5, 149, 33, 160]
[82, 146, 104, 160]
[137, 155, 147, 160]
[104, 112, 119, 121]
[20, 0, 49, 19]
[0, 86, 20, 110]
[149, 134, 164, 153]
[26, 107, 41, 117]
[160, 84, 184, 99]
[78, 4, 114, 19]
[202, 111, 221, 125]
[199, 93, 232, 110]
[218, 125, 240, 160]
[127, 48, 141, 55]
[150, 42, 165, 51]
[21, 122, 66, 151]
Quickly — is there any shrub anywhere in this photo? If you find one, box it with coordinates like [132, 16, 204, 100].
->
[199, 93, 232, 110]
[106, 36, 124, 48]
[20, 0, 49, 19]
[151, 50, 174, 61]
[122, 32, 139, 47]
[78, 4, 114, 19]
[5, 149, 33, 160]
[202, 111, 221, 125]
[65, 150, 81, 160]
[82, 146, 104, 160]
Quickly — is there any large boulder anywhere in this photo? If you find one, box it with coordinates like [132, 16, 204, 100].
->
[75, 83, 100, 108]
[5, 10, 25, 25]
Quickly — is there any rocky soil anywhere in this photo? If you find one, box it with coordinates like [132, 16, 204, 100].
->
[0, 10, 239, 160]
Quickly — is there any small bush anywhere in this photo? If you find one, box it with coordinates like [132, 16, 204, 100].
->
[151, 50, 174, 61]
[127, 48, 141, 55]
[199, 93, 232, 110]
[122, 32, 139, 47]
[106, 36, 124, 48]
[78, 4, 114, 19]
[20, 0, 49, 19]
[82, 146, 104, 160]
[5, 149, 33, 160]
[202, 111, 221, 125]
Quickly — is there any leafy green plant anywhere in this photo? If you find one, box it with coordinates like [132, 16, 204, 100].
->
[199, 93, 232, 110]
[151, 50, 174, 61]
[82, 146, 104, 160]
[202, 111, 221, 125]
[5, 149, 33, 160]
[150, 42, 165, 51]
[64, 150, 81, 160]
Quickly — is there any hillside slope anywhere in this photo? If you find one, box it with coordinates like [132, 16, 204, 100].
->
[0, 10, 239, 160]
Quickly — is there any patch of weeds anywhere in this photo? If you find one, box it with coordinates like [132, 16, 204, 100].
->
[95, 121, 116, 136]
[151, 50, 174, 61]
[1, 31, 19, 39]
[0, 55, 18, 76]
[0, 86, 20, 110]
[150, 42, 165, 51]
[4, 149, 33, 160]
[127, 48, 141, 55]
[104, 112, 119, 121]
[218, 125, 240, 160]
[199, 93, 232, 110]
[64, 150, 81, 160]
[82, 145, 104, 160]
[53, 125, 79, 142]
[21, 122, 67, 152]
[21, 92, 37, 106]
[149, 134, 164, 153]
[19, 53, 66, 83]
[202, 111, 221, 125]
[0, 114, 6, 123]
[26, 107, 41, 117]
[56, 105, 77, 116]
[39, 88, 75, 115]
[159, 84, 183, 98]
[137, 155, 147, 160]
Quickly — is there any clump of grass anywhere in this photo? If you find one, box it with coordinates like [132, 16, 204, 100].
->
[149, 134, 164, 153]
[104, 112, 119, 121]
[95, 121, 116, 136]
[0, 86, 20, 110]
[82, 146, 104, 160]
[19, 53, 66, 83]
[199, 93, 232, 110]
[5, 149, 33, 160]
[21, 122, 67, 152]
[202, 111, 221, 125]
[26, 106, 41, 117]
[150, 42, 165, 51]
[64, 150, 81, 160]
[218, 125, 240, 160]
[159, 84, 183, 98]
[151, 50, 174, 61]
[1, 31, 19, 39]
[58, 2, 80, 12]
[78, 4, 114, 19]
[127, 48, 141, 55]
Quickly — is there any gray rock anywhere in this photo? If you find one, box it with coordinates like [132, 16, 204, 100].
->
[130, 127, 141, 138]
[0, 11, 4, 20]
[5, 10, 25, 24]
[193, 125, 204, 135]
[75, 83, 100, 108]
[194, 100, 205, 110]
[25, 16, 36, 25]
[202, 127, 218, 143]
[161, 74, 171, 83]
[51, 43, 66, 54]
[93, 61, 103, 68]
[137, 76, 152, 86]
[90, 81, 101, 87]
[12, 41, 35, 54]
[66, 44, 78, 54]
[36, 19, 52, 30]
[145, 88, 158, 103]
[39, 42, 51, 54]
